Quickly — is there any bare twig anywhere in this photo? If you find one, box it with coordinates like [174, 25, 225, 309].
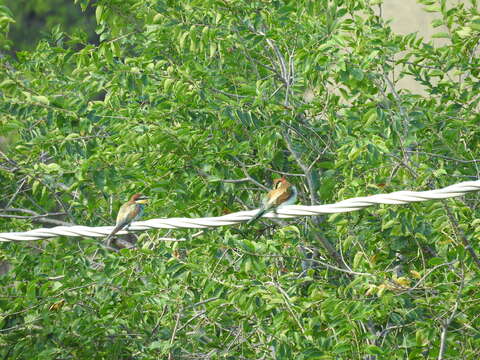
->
[438, 264, 465, 360]
[459, 39, 480, 86]
[190, 297, 220, 308]
[5, 178, 26, 208]
[264, 168, 306, 177]
[283, 131, 319, 205]
[283, 131, 354, 272]
[177, 310, 207, 333]
[442, 201, 480, 270]
[210, 87, 249, 99]
[0, 208, 73, 226]
[195, 168, 251, 184]
[168, 312, 182, 360]
[237, 248, 373, 277]
[267, 280, 305, 335]
[406, 150, 480, 164]
[404, 261, 457, 294]
[231, 156, 270, 191]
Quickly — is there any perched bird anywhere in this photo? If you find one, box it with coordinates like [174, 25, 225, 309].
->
[248, 176, 297, 224]
[105, 193, 149, 246]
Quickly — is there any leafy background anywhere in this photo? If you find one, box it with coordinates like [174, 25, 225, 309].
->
[0, 0, 479, 359]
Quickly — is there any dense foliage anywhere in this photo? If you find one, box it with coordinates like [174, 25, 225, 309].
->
[1, 0, 479, 358]
[2, 0, 97, 52]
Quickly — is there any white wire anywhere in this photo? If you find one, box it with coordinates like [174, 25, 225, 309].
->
[1, 180, 479, 242]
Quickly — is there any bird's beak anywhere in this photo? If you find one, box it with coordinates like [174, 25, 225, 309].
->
[137, 196, 149, 204]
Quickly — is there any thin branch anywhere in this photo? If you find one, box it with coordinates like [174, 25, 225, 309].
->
[0, 208, 73, 226]
[270, 38, 288, 82]
[267, 280, 305, 335]
[168, 312, 182, 360]
[438, 264, 465, 360]
[5, 178, 27, 208]
[404, 261, 457, 294]
[231, 156, 270, 191]
[210, 87, 249, 99]
[177, 310, 207, 333]
[386, 58, 439, 70]
[383, 74, 410, 145]
[264, 168, 306, 177]
[190, 297, 220, 308]
[442, 201, 480, 270]
[195, 168, 251, 184]
[237, 248, 373, 277]
[406, 150, 480, 164]
[0, 316, 42, 333]
[283, 131, 318, 205]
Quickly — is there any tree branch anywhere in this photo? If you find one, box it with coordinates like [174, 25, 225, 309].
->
[0, 208, 73, 226]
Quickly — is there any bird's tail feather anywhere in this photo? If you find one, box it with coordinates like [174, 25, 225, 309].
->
[105, 224, 124, 246]
[247, 208, 266, 224]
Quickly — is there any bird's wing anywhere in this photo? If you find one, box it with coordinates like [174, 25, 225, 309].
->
[248, 184, 296, 225]
[267, 186, 292, 207]
[106, 203, 141, 245]
[114, 203, 137, 227]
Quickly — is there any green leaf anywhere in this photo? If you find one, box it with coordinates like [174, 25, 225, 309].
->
[1, 1, 480, 358]
[456, 27, 472, 38]
[431, 32, 450, 38]
[95, 5, 103, 24]
[365, 345, 385, 355]
[353, 251, 363, 268]
[423, 4, 440, 12]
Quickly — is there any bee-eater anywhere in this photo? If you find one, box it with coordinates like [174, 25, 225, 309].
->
[248, 176, 297, 224]
[105, 193, 149, 245]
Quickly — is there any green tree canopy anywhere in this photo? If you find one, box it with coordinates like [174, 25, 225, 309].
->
[0, 0, 479, 358]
